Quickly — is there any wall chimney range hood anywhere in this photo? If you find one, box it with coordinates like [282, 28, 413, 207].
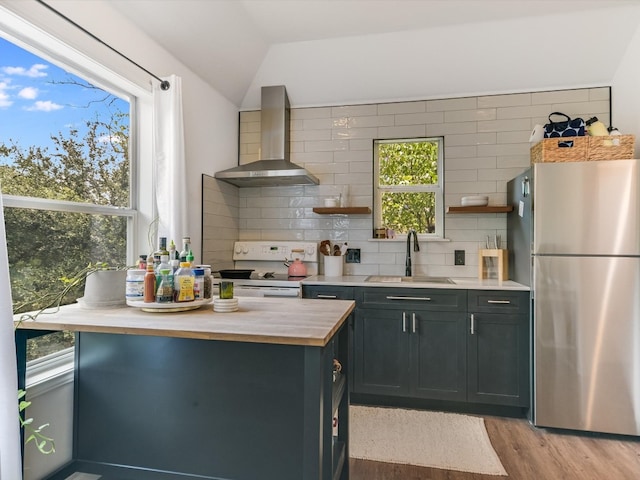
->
[215, 86, 319, 187]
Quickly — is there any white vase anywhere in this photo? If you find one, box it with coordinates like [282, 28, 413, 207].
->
[81, 269, 127, 308]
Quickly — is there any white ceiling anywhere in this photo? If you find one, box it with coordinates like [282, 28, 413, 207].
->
[109, 0, 640, 107]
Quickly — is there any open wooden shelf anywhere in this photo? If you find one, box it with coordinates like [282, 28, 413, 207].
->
[313, 207, 371, 214]
[447, 205, 513, 214]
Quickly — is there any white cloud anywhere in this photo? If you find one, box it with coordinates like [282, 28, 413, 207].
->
[0, 81, 11, 108]
[18, 87, 38, 99]
[0, 92, 11, 108]
[26, 100, 63, 112]
[2, 64, 48, 78]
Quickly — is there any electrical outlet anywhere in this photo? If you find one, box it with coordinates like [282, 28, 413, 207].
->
[345, 248, 361, 263]
[454, 250, 465, 266]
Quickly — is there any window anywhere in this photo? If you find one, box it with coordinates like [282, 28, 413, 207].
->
[0, 24, 142, 361]
[374, 138, 444, 237]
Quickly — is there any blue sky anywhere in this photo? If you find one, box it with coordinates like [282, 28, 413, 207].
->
[0, 36, 128, 157]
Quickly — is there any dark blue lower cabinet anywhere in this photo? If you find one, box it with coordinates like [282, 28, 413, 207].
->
[37, 326, 349, 480]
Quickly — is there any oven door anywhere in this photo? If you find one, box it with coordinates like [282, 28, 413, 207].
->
[233, 285, 301, 298]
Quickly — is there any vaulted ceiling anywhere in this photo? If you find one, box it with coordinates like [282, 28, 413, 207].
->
[110, 0, 640, 108]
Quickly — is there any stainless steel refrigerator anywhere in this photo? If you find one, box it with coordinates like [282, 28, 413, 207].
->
[507, 159, 640, 436]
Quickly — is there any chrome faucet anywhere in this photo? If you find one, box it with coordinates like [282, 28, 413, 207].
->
[405, 229, 419, 276]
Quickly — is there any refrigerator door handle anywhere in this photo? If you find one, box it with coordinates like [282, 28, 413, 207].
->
[522, 176, 530, 197]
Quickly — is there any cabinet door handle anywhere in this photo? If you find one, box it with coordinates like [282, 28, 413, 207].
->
[412, 312, 417, 333]
[470, 313, 475, 335]
[487, 300, 511, 304]
[402, 312, 407, 333]
[317, 294, 338, 299]
[386, 296, 432, 301]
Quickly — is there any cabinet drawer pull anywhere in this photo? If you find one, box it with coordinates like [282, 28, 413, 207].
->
[317, 294, 338, 299]
[487, 300, 511, 304]
[412, 312, 417, 333]
[402, 312, 407, 333]
[470, 313, 475, 335]
[386, 296, 432, 301]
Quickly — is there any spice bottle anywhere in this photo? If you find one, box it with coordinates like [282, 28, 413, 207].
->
[156, 269, 174, 303]
[174, 261, 195, 302]
[193, 268, 204, 300]
[143, 261, 156, 303]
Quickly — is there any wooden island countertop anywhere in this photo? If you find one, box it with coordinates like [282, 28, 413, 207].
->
[15, 296, 355, 347]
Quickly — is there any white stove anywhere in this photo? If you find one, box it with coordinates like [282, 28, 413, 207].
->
[213, 241, 318, 297]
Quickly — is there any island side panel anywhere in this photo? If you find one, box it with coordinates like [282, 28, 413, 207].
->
[73, 332, 309, 479]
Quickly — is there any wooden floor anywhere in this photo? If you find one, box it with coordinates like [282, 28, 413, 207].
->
[349, 415, 640, 480]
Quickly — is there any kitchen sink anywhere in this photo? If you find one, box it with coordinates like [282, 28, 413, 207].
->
[365, 275, 454, 284]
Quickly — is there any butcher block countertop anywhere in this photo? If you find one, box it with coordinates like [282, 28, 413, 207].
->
[14, 297, 355, 347]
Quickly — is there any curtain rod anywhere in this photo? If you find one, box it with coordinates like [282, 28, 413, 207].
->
[36, 0, 170, 90]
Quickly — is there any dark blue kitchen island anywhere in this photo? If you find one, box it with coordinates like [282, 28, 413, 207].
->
[15, 298, 354, 480]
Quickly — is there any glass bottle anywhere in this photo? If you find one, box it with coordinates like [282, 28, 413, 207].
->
[174, 261, 195, 302]
[143, 261, 156, 303]
[168, 239, 178, 261]
[179, 236, 191, 263]
[156, 269, 174, 303]
[153, 236, 169, 269]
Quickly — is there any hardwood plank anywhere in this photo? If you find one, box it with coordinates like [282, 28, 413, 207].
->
[350, 415, 640, 480]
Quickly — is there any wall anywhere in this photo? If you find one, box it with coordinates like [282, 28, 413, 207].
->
[234, 87, 610, 278]
[613, 20, 640, 152]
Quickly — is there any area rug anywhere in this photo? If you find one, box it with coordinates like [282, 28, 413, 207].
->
[349, 405, 508, 476]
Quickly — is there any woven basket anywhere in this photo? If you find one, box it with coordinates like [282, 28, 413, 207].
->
[531, 135, 635, 163]
[531, 137, 588, 163]
[587, 135, 634, 160]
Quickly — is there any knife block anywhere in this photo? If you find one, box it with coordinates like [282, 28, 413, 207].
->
[478, 249, 508, 281]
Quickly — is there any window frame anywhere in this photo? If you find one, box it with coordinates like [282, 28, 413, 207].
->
[373, 137, 445, 239]
[1, 8, 155, 367]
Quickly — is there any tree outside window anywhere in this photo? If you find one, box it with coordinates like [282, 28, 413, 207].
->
[0, 36, 132, 360]
[374, 138, 444, 237]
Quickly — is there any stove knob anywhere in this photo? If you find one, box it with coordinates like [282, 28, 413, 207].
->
[234, 244, 244, 255]
[306, 246, 316, 256]
[242, 245, 249, 254]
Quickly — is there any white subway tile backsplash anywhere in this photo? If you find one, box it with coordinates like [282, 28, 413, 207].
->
[497, 105, 552, 120]
[332, 127, 379, 140]
[477, 118, 532, 132]
[427, 122, 477, 136]
[229, 88, 607, 278]
[290, 107, 332, 120]
[332, 104, 378, 117]
[532, 89, 590, 105]
[445, 133, 496, 146]
[477, 93, 531, 108]
[427, 97, 477, 112]
[378, 101, 426, 115]
[589, 87, 610, 101]
[444, 109, 497, 123]
[378, 124, 426, 138]
[395, 112, 444, 126]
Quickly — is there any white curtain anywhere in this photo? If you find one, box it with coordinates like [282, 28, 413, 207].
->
[153, 75, 187, 245]
[0, 187, 22, 479]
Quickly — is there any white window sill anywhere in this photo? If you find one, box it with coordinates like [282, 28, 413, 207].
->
[25, 348, 74, 398]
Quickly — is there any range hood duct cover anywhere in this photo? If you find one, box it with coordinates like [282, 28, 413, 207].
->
[215, 85, 319, 187]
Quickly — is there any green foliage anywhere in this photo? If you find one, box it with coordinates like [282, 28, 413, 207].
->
[18, 389, 55, 455]
[1, 113, 129, 360]
[378, 141, 439, 234]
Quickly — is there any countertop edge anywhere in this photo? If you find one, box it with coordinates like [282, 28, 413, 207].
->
[302, 275, 530, 291]
[14, 298, 355, 347]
